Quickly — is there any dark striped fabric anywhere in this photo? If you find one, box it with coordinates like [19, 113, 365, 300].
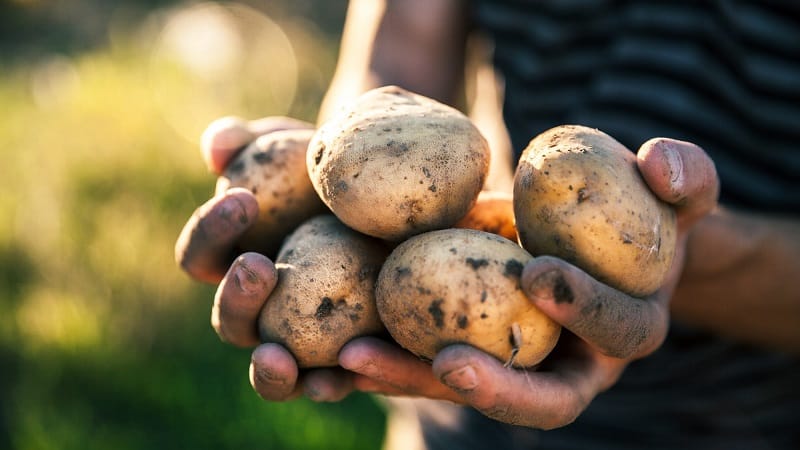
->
[480, 0, 800, 212]
[412, 2, 800, 449]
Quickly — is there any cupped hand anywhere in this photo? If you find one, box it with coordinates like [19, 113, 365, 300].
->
[188, 132, 720, 422]
[175, 116, 313, 284]
[333, 137, 719, 429]
[177, 116, 363, 401]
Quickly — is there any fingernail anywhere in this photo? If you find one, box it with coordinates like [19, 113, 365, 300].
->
[305, 385, 322, 400]
[218, 196, 250, 229]
[253, 366, 287, 387]
[527, 270, 574, 304]
[441, 365, 478, 391]
[233, 263, 260, 295]
[663, 144, 684, 193]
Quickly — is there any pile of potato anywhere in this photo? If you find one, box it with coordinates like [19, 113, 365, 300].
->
[221, 86, 675, 369]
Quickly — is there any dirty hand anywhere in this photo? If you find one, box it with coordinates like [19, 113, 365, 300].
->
[175, 116, 360, 401]
[333, 137, 719, 429]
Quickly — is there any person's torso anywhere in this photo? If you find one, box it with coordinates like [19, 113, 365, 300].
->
[473, 0, 800, 212]
[413, 2, 800, 449]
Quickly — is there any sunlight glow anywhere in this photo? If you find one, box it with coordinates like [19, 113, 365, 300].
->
[30, 55, 81, 110]
[148, 2, 298, 144]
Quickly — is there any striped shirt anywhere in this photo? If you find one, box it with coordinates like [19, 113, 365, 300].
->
[484, 0, 800, 212]
[413, 2, 800, 449]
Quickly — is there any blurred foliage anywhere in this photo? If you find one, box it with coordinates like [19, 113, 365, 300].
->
[0, 0, 388, 449]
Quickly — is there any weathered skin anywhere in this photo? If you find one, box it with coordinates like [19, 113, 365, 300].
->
[307, 86, 490, 242]
[216, 128, 327, 258]
[514, 125, 677, 297]
[258, 215, 389, 368]
[376, 228, 561, 368]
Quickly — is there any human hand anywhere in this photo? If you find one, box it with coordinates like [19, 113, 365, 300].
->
[175, 116, 313, 284]
[175, 115, 377, 401]
[331, 137, 719, 429]
[188, 133, 720, 419]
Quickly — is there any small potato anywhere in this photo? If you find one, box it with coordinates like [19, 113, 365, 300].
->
[513, 125, 677, 297]
[307, 86, 490, 242]
[216, 129, 327, 257]
[258, 215, 389, 368]
[453, 190, 517, 242]
[376, 228, 561, 368]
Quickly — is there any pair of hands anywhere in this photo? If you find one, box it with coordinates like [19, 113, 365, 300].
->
[175, 116, 719, 430]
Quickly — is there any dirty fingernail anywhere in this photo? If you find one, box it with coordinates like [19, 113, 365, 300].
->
[442, 365, 478, 391]
[253, 366, 287, 387]
[527, 270, 574, 305]
[663, 144, 684, 193]
[218, 196, 250, 229]
[233, 262, 260, 295]
[305, 385, 323, 400]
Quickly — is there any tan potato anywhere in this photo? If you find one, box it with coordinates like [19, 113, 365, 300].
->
[513, 125, 677, 297]
[376, 228, 561, 368]
[216, 128, 327, 258]
[258, 215, 389, 368]
[307, 86, 491, 242]
[454, 190, 518, 242]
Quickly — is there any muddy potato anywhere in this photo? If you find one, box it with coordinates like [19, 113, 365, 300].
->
[376, 228, 561, 368]
[216, 128, 328, 258]
[258, 215, 389, 368]
[513, 125, 677, 297]
[454, 190, 518, 242]
[307, 86, 491, 242]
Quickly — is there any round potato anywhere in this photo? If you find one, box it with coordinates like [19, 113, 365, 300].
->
[513, 125, 677, 297]
[258, 215, 389, 368]
[216, 128, 327, 258]
[453, 190, 517, 242]
[307, 86, 490, 242]
[376, 228, 561, 368]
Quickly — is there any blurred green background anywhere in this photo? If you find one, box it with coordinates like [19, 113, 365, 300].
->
[0, 0, 388, 448]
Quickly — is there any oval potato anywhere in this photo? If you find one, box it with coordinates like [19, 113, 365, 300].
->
[513, 125, 677, 297]
[307, 86, 490, 242]
[376, 228, 561, 368]
[258, 215, 388, 368]
[216, 128, 327, 257]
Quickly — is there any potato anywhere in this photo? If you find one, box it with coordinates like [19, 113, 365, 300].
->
[216, 128, 327, 258]
[513, 125, 677, 297]
[453, 190, 517, 242]
[307, 86, 491, 242]
[258, 215, 389, 368]
[376, 228, 561, 368]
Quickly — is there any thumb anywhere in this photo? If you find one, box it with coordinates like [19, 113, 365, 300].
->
[637, 138, 719, 232]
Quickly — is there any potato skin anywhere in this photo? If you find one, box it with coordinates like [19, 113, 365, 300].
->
[376, 228, 561, 368]
[258, 215, 388, 368]
[513, 125, 677, 297]
[216, 128, 327, 258]
[454, 190, 518, 242]
[307, 86, 490, 242]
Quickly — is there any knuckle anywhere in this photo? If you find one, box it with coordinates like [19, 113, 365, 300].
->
[481, 402, 521, 425]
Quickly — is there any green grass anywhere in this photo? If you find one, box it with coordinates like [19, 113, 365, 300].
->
[0, 5, 386, 450]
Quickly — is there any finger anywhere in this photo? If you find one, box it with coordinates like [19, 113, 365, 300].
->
[637, 138, 720, 231]
[201, 116, 314, 174]
[338, 337, 463, 403]
[247, 116, 314, 136]
[433, 344, 601, 430]
[351, 374, 420, 397]
[522, 256, 669, 359]
[201, 116, 254, 174]
[249, 343, 302, 402]
[175, 188, 259, 284]
[303, 368, 355, 402]
[212, 252, 277, 347]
